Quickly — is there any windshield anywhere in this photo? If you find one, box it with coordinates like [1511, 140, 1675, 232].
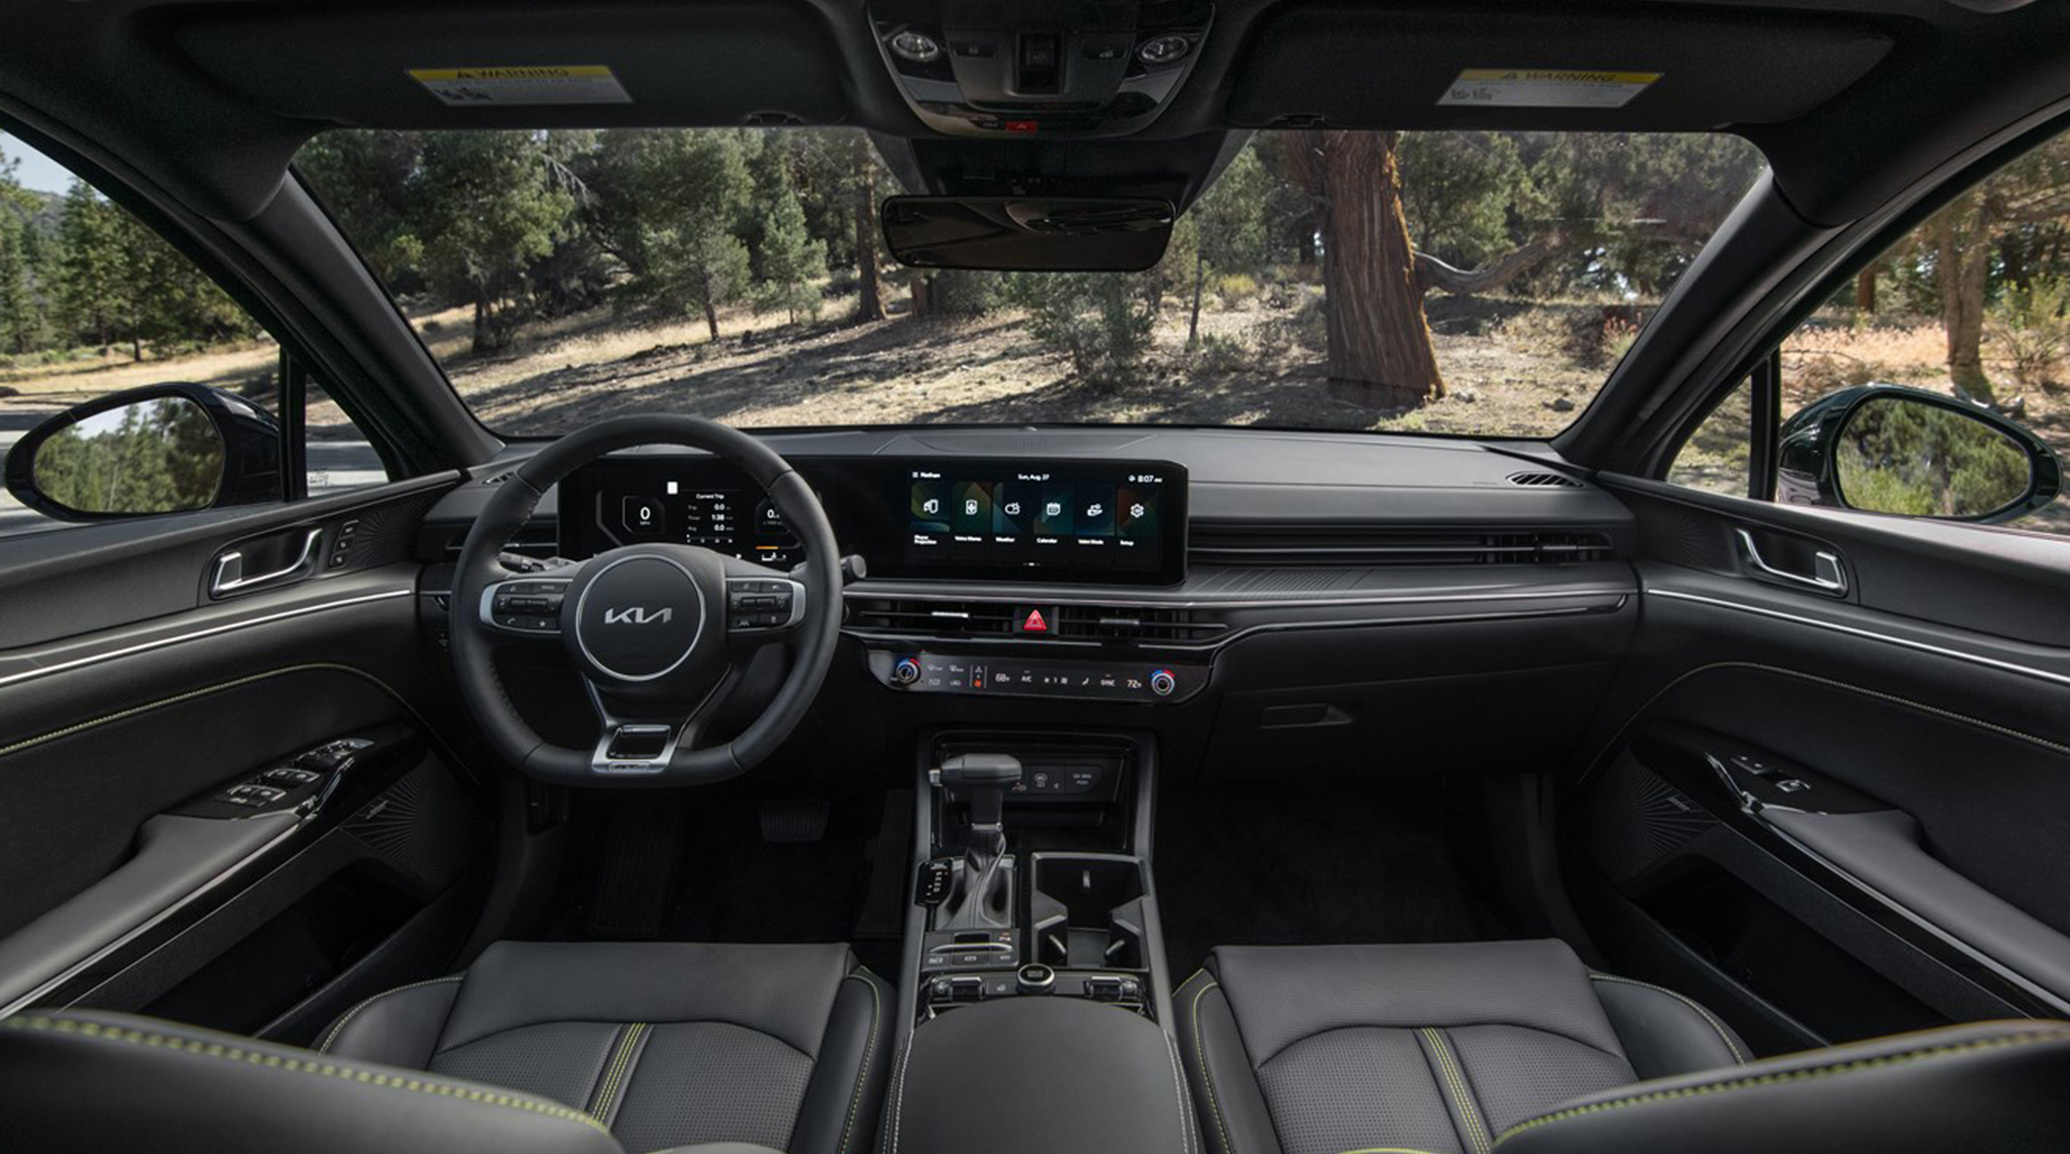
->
[294, 128, 1766, 436]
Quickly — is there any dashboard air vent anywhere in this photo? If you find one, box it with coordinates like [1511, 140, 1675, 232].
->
[1188, 525, 1612, 567]
[1506, 471, 1583, 488]
[846, 597, 1018, 638]
[1053, 604, 1225, 643]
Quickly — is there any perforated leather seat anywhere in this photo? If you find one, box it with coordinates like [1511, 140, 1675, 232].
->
[1176, 939, 2070, 1154]
[1177, 940, 1746, 1154]
[2, 940, 890, 1154]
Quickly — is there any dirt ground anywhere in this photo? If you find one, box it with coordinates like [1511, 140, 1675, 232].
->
[438, 290, 1606, 438]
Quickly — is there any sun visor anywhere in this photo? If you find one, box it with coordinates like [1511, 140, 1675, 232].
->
[1226, 3, 1893, 131]
[171, 2, 850, 129]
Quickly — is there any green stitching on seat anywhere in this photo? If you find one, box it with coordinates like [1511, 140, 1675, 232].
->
[1419, 1027, 1492, 1154]
[4, 1015, 609, 1135]
[1188, 977, 1238, 1154]
[836, 973, 882, 1154]
[591, 1022, 647, 1121]
[1336, 1148, 1447, 1154]
[1496, 1030, 2070, 1144]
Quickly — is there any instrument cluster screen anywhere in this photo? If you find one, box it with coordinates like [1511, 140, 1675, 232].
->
[560, 465, 803, 566]
[559, 456, 1187, 586]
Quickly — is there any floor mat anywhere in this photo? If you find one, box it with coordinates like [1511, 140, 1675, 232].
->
[1154, 779, 1508, 979]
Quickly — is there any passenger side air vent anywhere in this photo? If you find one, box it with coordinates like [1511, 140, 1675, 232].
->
[1506, 470, 1583, 488]
[846, 597, 1018, 638]
[1053, 604, 1226, 644]
[1188, 525, 1612, 567]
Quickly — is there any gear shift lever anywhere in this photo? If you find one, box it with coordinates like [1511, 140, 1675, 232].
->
[932, 753, 1022, 929]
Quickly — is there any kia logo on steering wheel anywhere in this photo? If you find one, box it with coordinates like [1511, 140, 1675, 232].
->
[603, 606, 674, 625]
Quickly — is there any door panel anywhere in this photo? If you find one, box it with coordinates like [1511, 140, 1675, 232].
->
[0, 477, 490, 1035]
[1572, 476, 2070, 1049]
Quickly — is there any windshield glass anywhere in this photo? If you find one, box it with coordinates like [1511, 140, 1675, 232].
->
[294, 128, 1766, 436]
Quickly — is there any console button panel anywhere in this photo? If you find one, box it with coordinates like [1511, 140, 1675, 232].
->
[867, 649, 1205, 703]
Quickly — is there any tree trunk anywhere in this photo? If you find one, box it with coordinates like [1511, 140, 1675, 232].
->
[908, 272, 931, 318]
[471, 295, 493, 355]
[1936, 208, 1993, 401]
[702, 299, 721, 341]
[1855, 267, 1876, 315]
[1187, 245, 1206, 351]
[852, 146, 887, 324]
[1288, 130, 1444, 409]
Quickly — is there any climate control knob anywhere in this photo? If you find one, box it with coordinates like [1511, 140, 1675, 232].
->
[892, 657, 923, 685]
[1149, 669, 1177, 697]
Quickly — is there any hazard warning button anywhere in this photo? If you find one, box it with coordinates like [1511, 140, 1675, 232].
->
[1017, 606, 1055, 635]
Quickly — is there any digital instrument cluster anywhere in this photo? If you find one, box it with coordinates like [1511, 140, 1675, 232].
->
[558, 456, 1187, 586]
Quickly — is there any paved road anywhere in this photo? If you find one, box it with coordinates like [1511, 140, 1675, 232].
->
[0, 408, 386, 538]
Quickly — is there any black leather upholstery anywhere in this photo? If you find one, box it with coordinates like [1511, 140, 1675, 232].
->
[0, 1010, 624, 1154]
[883, 997, 1197, 1154]
[0, 941, 890, 1154]
[322, 941, 892, 1154]
[1497, 1020, 2070, 1154]
[1176, 940, 1746, 1154]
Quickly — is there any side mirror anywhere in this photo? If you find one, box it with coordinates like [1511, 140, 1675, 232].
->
[3, 382, 282, 522]
[1778, 384, 2061, 524]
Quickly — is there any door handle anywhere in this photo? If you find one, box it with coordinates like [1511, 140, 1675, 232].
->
[1735, 528, 1846, 594]
[210, 528, 322, 598]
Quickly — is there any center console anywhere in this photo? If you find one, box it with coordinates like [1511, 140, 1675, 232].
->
[888, 729, 1195, 1154]
[902, 730, 1172, 1025]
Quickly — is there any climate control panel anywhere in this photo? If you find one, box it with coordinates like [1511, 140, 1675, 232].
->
[866, 649, 1205, 704]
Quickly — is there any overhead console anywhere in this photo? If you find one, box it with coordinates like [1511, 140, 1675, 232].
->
[870, 0, 1212, 138]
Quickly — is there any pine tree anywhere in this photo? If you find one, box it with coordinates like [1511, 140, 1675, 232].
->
[53, 180, 122, 354]
[756, 187, 826, 324]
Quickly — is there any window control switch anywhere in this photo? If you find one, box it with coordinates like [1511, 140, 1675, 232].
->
[262, 767, 322, 787]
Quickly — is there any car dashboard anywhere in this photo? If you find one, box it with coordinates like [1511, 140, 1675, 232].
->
[420, 426, 1639, 769]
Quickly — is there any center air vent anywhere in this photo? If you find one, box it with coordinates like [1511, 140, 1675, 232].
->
[1188, 525, 1612, 567]
[846, 598, 1018, 639]
[1506, 471, 1583, 488]
[1053, 604, 1224, 643]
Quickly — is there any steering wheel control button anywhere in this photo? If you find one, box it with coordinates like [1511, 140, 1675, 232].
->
[726, 577, 803, 631]
[483, 577, 572, 634]
[572, 554, 706, 681]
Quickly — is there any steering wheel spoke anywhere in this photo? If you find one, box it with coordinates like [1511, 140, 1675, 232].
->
[582, 667, 740, 774]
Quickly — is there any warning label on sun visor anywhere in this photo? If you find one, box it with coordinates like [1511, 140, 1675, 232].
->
[408, 66, 632, 107]
[1437, 70, 1661, 109]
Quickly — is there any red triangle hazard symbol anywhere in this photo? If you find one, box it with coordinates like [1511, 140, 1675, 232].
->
[1022, 609, 1049, 632]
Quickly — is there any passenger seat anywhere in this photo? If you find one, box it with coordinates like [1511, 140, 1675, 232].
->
[1176, 939, 2070, 1154]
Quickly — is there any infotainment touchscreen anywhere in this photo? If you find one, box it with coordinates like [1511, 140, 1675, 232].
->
[558, 456, 1188, 586]
[900, 462, 1180, 581]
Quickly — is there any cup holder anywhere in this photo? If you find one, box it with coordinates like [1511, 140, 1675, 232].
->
[1030, 853, 1149, 970]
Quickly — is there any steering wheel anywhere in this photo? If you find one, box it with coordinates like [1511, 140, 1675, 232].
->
[450, 416, 841, 786]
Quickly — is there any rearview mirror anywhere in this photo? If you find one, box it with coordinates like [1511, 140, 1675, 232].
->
[882, 196, 1175, 271]
[1778, 384, 2062, 524]
[3, 383, 284, 522]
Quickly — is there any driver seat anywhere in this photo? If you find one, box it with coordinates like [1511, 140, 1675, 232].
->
[1, 940, 891, 1154]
